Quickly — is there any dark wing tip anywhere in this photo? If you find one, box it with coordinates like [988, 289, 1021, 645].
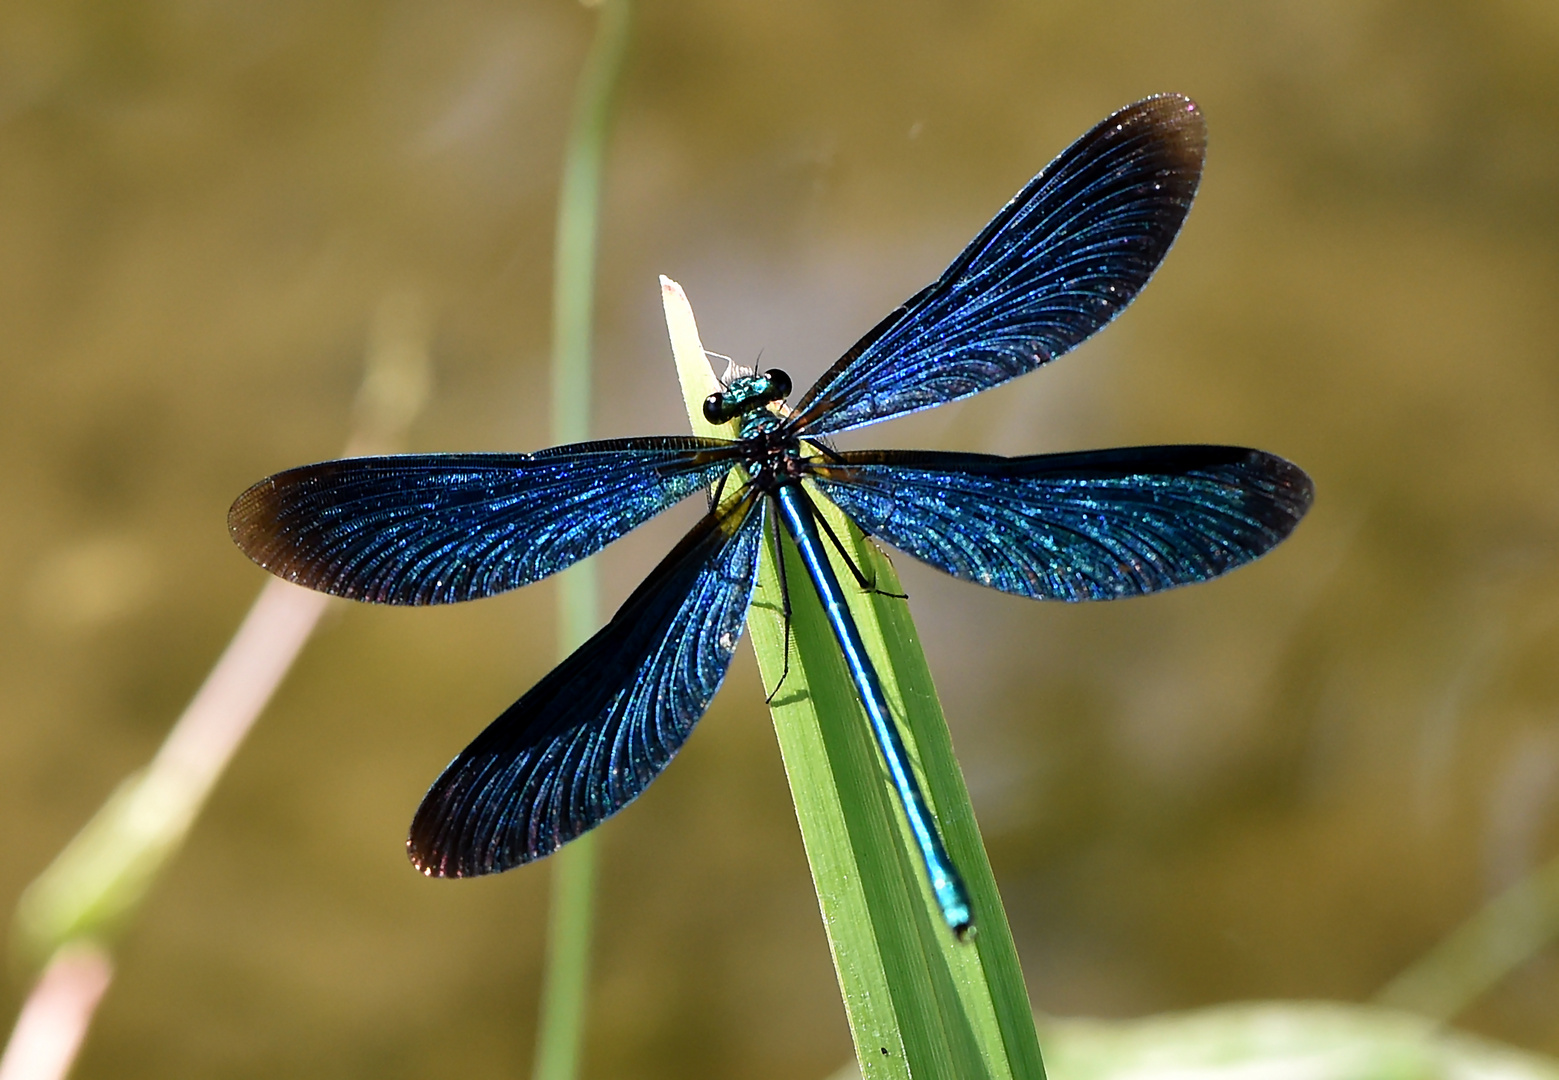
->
[405, 770, 540, 879]
[1096, 93, 1208, 215]
[407, 786, 483, 879]
[406, 819, 486, 880]
[1225, 448, 1314, 560]
[1258, 450, 1316, 531]
[228, 478, 268, 543]
[227, 475, 291, 570]
[228, 458, 452, 604]
[406, 840, 449, 878]
[406, 834, 475, 879]
[227, 466, 346, 594]
[1123, 92, 1207, 166]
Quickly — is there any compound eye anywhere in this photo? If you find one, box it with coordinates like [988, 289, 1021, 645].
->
[764, 369, 792, 400]
[702, 393, 726, 424]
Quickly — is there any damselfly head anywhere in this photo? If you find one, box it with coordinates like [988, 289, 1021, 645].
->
[702, 367, 793, 425]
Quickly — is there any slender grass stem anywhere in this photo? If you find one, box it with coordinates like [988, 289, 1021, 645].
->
[3, 293, 433, 1080]
[1375, 850, 1559, 1020]
[531, 4, 630, 1080]
[0, 944, 112, 1080]
[532, 839, 598, 1080]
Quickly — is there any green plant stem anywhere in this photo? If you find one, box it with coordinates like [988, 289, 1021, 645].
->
[532, 840, 597, 1080]
[532, 4, 629, 1080]
[1375, 850, 1559, 1021]
[550, 0, 629, 455]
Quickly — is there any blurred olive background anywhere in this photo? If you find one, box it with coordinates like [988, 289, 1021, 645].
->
[3, 1, 1559, 1077]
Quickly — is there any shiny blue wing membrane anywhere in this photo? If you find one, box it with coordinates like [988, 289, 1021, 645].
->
[222, 95, 1315, 897]
[809, 446, 1312, 600]
[228, 436, 741, 604]
[789, 94, 1206, 436]
[407, 491, 765, 875]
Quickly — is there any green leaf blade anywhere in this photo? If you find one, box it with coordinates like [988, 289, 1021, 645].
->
[662, 280, 1045, 1080]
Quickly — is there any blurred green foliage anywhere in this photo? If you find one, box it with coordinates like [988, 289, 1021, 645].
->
[3, 1, 1559, 1077]
[1035, 1003, 1559, 1080]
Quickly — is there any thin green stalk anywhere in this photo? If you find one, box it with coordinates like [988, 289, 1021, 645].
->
[550, 0, 630, 453]
[532, 4, 630, 1080]
[532, 841, 597, 1080]
[664, 279, 1045, 1080]
[1375, 850, 1559, 1020]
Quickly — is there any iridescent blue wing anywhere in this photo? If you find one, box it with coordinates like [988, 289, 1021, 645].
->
[809, 446, 1311, 600]
[407, 490, 765, 875]
[228, 436, 741, 605]
[789, 94, 1206, 437]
